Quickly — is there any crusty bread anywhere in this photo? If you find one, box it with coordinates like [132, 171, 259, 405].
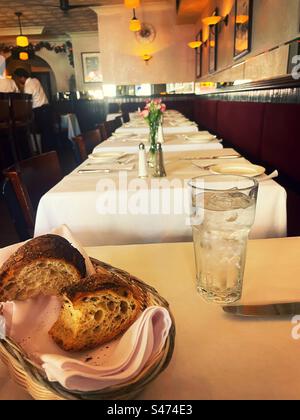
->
[0, 235, 86, 302]
[49, 272, 147, 352]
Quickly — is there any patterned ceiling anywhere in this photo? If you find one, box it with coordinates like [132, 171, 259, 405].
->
[0, 0, 103, 35]
[0, 1, 204, 36]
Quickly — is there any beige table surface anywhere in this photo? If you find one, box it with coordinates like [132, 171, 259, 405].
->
[1, 237, 300, 400]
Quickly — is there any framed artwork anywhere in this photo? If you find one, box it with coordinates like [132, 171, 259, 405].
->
[234, 0, 253, 60]
[208, 13, 218, 74]
[81, 52, 102, 83]
[196, 30, 203, 78]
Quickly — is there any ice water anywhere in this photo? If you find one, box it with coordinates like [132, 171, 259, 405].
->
[192, 191, 256, 304]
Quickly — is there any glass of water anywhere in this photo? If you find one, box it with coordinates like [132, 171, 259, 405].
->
[189, 175, 258, 305]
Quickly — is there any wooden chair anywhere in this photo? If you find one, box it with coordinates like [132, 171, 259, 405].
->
[0, 95, 17, 166]
[2, 151, 62, 239]
[72, 128, 103, 163]
[122, 111, 130, 123]
[10, 94, 39, 158]
[97, 122, 109, 141]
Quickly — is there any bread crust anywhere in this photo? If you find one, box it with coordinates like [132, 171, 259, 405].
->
[62, 272, 147, 308]
[49, 273, 148, 352]
[0, 235, 86, 301]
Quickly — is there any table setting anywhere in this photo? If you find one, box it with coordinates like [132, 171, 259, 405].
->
[0, 225, 175, 400]
[1, 236, 300, 400]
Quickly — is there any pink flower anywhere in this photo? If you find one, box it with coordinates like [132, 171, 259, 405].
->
[161, 103, 166, 112]
[141, 109, 149, 118]
[145, 103, 150, 110]
[154, 98, 162, 105]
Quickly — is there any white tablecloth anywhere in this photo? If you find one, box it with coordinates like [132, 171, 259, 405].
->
[93, 133, 223, 154]
[115, 124, 198, 135]
[1, 237, 300, 400]
[115, 111, 198, 136]
[60, 114, 81, 140]
[34, 149, 287, 246]
[106, 113, 122, 122]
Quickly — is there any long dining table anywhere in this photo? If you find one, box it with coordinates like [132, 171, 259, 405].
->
[34, 146, 287, 246]
[1, 237, 300, 400]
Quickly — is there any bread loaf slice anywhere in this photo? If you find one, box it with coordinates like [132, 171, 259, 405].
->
[49, 272, 146, 352]
[0, 235, 86, 302]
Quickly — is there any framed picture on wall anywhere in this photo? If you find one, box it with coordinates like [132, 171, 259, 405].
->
[81, 52, 102, 83]
[208, 14, 218, 73]
[234, 0, 253, 60]
[196, 30, 203, 78]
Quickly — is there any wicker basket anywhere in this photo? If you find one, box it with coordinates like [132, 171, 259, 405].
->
[0, 259, 175, 400]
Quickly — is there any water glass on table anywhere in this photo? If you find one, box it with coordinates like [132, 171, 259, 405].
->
[189, 175, 258, 305]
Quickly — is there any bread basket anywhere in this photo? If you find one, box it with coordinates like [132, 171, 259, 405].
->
[0, 259, 175, 400]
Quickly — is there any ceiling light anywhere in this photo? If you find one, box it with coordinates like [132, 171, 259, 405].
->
[129, 9, 141, 32]
[124, 0, 140, 8]
[15, 12, 29, 48]
[19, 52, 29, 61]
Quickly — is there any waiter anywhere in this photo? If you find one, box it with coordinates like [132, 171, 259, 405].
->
[13, 68, 54, 152]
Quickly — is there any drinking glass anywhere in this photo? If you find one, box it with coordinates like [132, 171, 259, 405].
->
[189, 175, 258, 304]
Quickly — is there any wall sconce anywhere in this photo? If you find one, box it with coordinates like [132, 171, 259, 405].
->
[202, 12, 229, 27]
[142, 54, 152, 63]
[188, 41, 202, 49]
[236, 15, 249, 24]
[15, 12, 29, 48]
[129, 8, 141, 32]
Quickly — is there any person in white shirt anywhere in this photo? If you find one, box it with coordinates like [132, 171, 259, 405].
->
[0, 76, 19, 93]
[14, 68, 54, 152]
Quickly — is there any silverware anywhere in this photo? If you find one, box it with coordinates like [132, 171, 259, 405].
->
[78, 169, 111, 174]
[223, 303, 300, 317]
[180, 154, 241, 161]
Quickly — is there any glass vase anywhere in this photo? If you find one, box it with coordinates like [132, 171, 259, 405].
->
[148, 119, 159, 168]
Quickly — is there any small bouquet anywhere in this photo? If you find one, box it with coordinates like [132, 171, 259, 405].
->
[140, 99, 167, 166]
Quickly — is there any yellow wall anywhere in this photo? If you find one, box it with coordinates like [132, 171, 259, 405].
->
[95, 2, 195, 85]
[196, 0, 300, 82]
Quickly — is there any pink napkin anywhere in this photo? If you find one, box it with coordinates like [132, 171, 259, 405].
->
[0, 226, 172, 392]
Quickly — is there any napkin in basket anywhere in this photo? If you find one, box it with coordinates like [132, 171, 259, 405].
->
[0, 226, 172, 392]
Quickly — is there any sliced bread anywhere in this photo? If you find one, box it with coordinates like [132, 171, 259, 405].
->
[49, 272, 147, 352]
[0, 234, 86, 302]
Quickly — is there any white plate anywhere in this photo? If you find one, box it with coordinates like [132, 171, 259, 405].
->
[88, 152, 124, 162]
[210, 163, 266, 177]
[184, 134, 217, 143]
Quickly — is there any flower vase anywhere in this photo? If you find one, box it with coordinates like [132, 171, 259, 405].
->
[148, 120, 159, 168]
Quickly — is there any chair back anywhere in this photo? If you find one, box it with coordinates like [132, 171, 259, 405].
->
[114, 116, 123, 130]
[72, 129, 102, 163]
[10, 96, 33, 123]
[2, 179, 30, 241]
[98, 123, 109, 141]
[122, 111, 130, 123]
[0, 97, 10, 124]
[2, 151, 62, 233]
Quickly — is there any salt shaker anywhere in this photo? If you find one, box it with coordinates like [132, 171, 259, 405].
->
[153, 142, 167, 178]
[138, 143, 148, 178]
